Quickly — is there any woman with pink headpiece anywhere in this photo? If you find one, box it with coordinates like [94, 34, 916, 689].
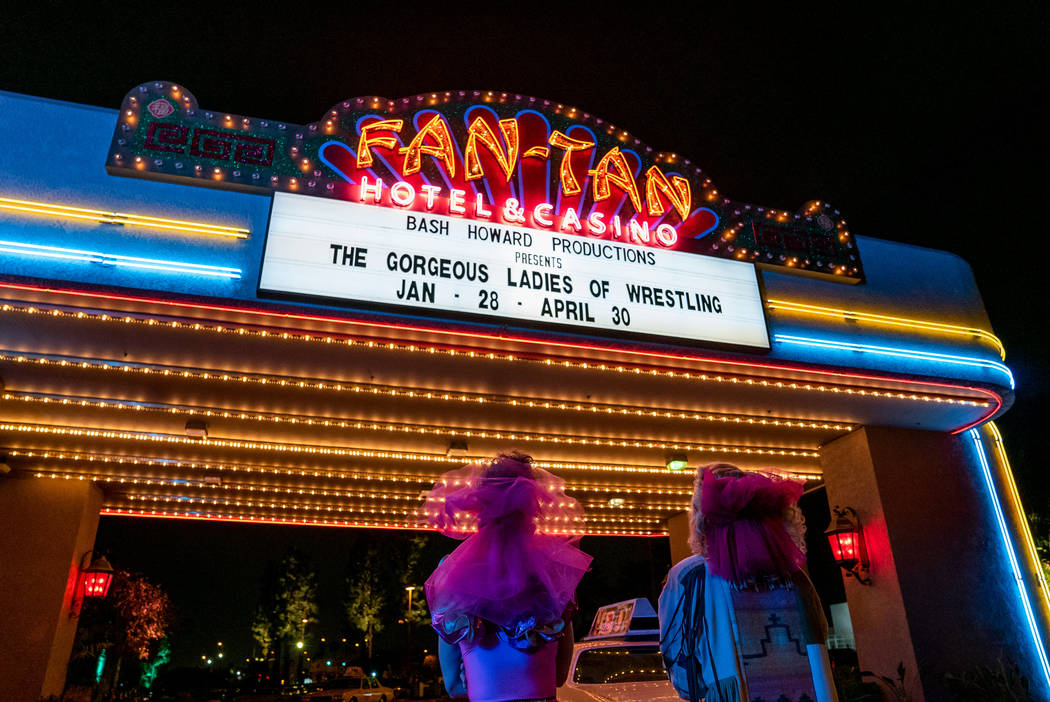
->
[418, 451, 592, 702]
[658, 463, 836, 702]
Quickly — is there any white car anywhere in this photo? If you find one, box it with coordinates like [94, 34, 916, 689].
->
[557, 598, 680, 702]
[299, 675, 395, 702]
[558, 638, 681, 702]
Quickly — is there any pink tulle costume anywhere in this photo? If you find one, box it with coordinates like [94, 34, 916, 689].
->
[699, 469, 806, 586]
[420, 455, 592, 649]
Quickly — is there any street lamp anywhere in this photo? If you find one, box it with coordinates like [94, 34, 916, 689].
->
[296, 617, 310, 682]
[405, 586, 419, 693]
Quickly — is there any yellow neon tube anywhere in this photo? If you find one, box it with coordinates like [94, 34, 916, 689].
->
[0, 196, 249, 239]
[989, 422, 1050, 614]
[767, 298, 1005, 360]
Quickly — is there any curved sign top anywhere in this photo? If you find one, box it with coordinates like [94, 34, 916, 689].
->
[107, 82, 862, 282]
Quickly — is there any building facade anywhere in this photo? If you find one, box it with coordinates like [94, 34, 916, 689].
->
[0, 84, 1045, 701]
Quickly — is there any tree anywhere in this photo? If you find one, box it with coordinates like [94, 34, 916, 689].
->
[140, 637, 171, 689]
[401, 535, 431, 626]
[1028, 512, 1050, 582]
[274, 551, 319, 643]
[345, 546, 385, 660]
[250, 604, 274, 658]
[115, 574, 174, 661]
[251, 549, 318, 679]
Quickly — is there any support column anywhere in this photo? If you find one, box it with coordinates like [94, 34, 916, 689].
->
[0, 476, 102, 702]
[665, 510, 692, 566]
[821, 426, 1049, 702]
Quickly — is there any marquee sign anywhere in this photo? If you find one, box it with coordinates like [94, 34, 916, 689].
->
[107, 82, 863, 282]
[259, 192, 770, 349]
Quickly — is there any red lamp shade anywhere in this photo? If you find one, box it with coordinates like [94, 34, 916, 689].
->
[826, 530, 859, 565]
[80, 556, 114, 599]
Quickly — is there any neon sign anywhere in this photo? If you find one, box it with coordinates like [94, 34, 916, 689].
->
[107, 83, 863, 281]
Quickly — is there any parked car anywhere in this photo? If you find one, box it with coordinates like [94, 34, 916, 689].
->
[558, 598, 679, 702]
[232, 686, 301, 702]
[299, 674, 395, 702]
[558, 639, 680, 702]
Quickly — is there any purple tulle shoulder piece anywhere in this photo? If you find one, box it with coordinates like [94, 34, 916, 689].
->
[417, 456, 591, 644]
[700, 470, 806, 585]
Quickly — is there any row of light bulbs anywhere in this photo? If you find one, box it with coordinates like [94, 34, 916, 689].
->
[1, 391, 824, 458]
[0, 368, 852, 433]
[97, 506, 665, 537]
[0, 418, 822, 470]
[4, 449, 718, 494]
[87, 481, 665, 534]
[0, 302, 989, 407]
[22, 459, 810, 524]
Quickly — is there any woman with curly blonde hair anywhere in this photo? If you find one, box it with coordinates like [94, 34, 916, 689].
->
[687, 463, 809, 581]
[659, 463, 836, 702]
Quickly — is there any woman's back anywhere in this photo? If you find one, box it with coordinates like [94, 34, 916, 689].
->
[658, 464, 836, 702]
[460, 635, 559, 702]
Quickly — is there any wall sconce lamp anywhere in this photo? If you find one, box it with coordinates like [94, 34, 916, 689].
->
[825, 506, 871, 585]
[666, 452, 688, 471]
[71, 551, 115, 616]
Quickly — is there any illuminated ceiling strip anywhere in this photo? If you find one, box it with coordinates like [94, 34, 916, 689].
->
[98, 509, 667, 537]
[31, 468, 428, 505]
[0, 302, 994, 411]
[109, 496, 655, 531]
[101, 507, 450, 532]
[93, 484, 658, 530]
[586, 499, 691, 511]
[48, 475, 435, 521]
[0, 380, 855, 433]
[30, 468, 592, 518]
[988, 423, 1050, 619]
[970, 428, 1050, 687]
[0, 419, 819, 462]
[41, 470, 671, 521]
[150, 491, 637, 524]
[6, 449, 700, 495]
[0, 391, 823, 457]
[5, 449, 439, 486]
[767, 298, 1005, 360]
[0, 282, 1005, 423]
[0, 240, 242, 279]
[1, 423, 779, 474]
[0, 196, 250, 238]
[108, 491, 652, 528]
[775, 334, 1014, 390]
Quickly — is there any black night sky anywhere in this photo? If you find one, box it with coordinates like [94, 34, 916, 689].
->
[3, 4, 1047, 671]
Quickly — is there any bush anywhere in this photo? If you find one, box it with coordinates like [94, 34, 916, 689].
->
[942, 659, 1033, 701]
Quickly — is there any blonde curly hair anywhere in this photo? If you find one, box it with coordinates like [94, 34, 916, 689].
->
[688, 463, 807, 557]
